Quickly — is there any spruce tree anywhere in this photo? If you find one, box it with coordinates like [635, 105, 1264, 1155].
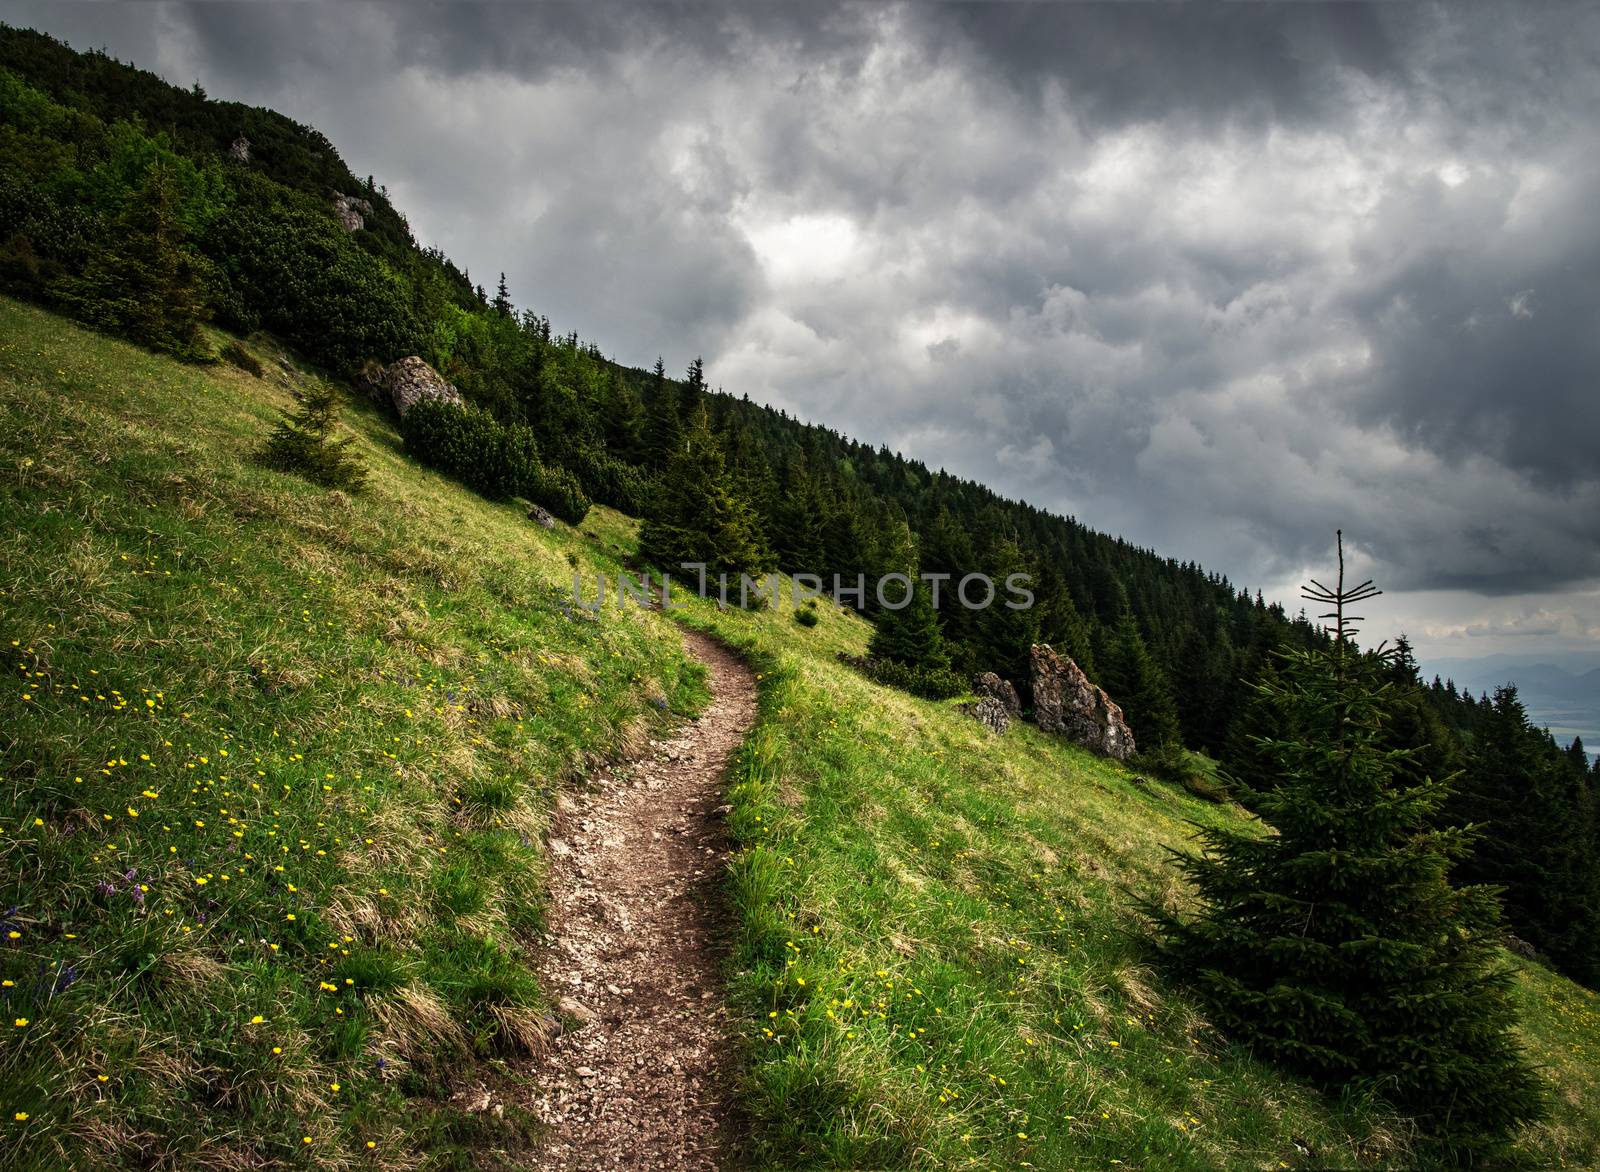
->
[681, 355, 707, 418]
[973, 535, 1041, 689]
[638, 405, 768, 583]
[61, 161, 209, 358]
[1445, 685, 1600, 982]
[643, 357, 681, 474]
[1101, 611, 1181, 749]
[258, 381, 368, 491]
[867, 521, 949, 670]
[868, 579, 949, 670]
[1153, 534, 1545, 1161]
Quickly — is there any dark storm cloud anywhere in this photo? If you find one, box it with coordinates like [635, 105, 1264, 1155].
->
[911, 2, 1404, 128]
[3, 1, 1598, 639]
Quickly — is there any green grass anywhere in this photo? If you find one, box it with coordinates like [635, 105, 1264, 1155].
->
[4, 296, 1598, 1170]
[0, 298, 702, 1168]
[649, 568, 1600, 1167]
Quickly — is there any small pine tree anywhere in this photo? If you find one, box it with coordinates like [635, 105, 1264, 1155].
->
[492, 272, 512, 317]
[1152, 534, 1545, 1162]
[259, 382, 368, 491]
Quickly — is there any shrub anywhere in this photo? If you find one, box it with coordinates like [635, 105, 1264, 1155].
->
[221, 339, 262, 377]
[522, 461, 590, 526]
[401, 399, 507, 496]
[838, 653, 967, 700]
[567, 447, 651, 515]
[794, 606, 820, 628]
[258, 381, 367, 491]
[400, 398, 589, 523]
[202, 173, 421, 373]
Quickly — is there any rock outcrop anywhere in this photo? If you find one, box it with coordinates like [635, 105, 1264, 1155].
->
[379, 356, 465, 417]
[331, 191, 374, 232]
[228, 135, 251, 163]
[528, 504, 557, 529]
[971, 671, 1021, 716]
[1029, 643, 1136, 760]
[963, 696, 1011, 735]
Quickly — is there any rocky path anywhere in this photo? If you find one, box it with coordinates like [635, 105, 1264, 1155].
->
[520, 629, 755, 1170]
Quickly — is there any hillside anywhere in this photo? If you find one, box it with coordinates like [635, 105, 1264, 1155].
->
[4, 298, 1598, 1168]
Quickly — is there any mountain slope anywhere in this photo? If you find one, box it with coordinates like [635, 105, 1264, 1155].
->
[0, 296, 702, 1168]
[3, 300, 1599, 1168]
[665, 549, 1600, 1169]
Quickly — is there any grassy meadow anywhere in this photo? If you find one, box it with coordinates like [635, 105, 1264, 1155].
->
[2, 295, 1598, 1170]
[0, 297, 703, 1168]
[659, 554, 1600, 1168]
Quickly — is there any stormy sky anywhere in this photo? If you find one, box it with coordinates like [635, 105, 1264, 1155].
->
[9, 1, 1599, 665]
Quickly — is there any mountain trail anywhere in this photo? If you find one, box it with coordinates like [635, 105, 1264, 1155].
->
[519, 628, 755, 1170]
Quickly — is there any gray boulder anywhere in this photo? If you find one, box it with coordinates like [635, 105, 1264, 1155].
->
[1029, 643, 1136, 761]
[527, 504, 557, 529]
[382, 356, 465, 417]
[972, 671, 1021, 715]
[331, 191, 375, 232]
[963, 696, 1011, 735]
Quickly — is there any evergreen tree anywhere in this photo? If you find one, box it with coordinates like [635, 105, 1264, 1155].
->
[60, 161, 209, 358]
[601, 369, 646, 463]
[1100, 611, 1181, 749]
[773, 452, 828, 572]
[492, 271, 512, 317]
[868, 523, 950, 671]
[1034, 562, 1096, 681]
[644, 357, 681, 474]
[920, 503, 979, 649]
[638, 405, 768, 583]
[1564, 736, 1588, 779]
[869, 579, 949, 671]
[1219, 656, 1295, 806]
[1152, 536, 1545, 1161]
[681, 355, 707, 418]
[258, 381, 367, 491]
[973, 536, 1041, 690]
[1445, 685, 1600, 981]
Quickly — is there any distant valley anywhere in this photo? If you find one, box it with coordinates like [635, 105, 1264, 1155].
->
[1426, 653, 1600, 760]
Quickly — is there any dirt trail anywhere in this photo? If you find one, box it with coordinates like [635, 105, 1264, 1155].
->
[521, 628, 755, 1170]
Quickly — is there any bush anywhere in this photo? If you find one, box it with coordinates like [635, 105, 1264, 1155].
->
[258, 381, 367, 491]
[838, 653, 967, 700]
[221, 339, 262, 377]
[401, 399, 507, 496]
[522, 461, 590, 526]
[203, 173, 421, 374]
[1132, 743, 1233, 803]
[567, 448, 651, 516]
[401, 398, 589, 523]
[794, 605, 820, 628]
